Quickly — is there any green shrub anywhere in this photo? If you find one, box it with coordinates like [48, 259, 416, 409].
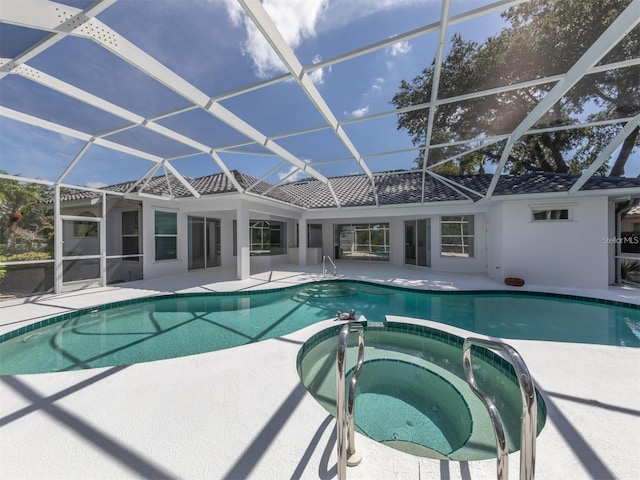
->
[0, 255, 6, 281]
[5, 251, 52, 262]
[621, 259, 640, 284]
[0, 252, 52, 282]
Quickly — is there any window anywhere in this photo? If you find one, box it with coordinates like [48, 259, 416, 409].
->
[334, 223, 389, 261]
[531, 208, 570, 221]
[307, 224, 322, 248]
[250, 220, 270, 255]
[233, 220, 287, 256]
[73, 212, 98, 237]
[268, 221, 285, 255]
[155, 211, 177, 260]
[441, 216, 474, 257]
[122, 211, 140, 259]
[73, 221, 98, 237]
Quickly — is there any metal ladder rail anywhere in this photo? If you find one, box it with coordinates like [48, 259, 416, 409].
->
[336, 322, 365, 480]
[463, 337, 537, 480]
[323, 255, 337, 277]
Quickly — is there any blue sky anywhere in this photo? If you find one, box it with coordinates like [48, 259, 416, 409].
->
[0, 0, 637, 189]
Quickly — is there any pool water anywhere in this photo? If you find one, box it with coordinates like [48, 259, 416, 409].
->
[0, 280, 638, 374]
[296, 322, 547, 460]
[351, 359, 473, 457]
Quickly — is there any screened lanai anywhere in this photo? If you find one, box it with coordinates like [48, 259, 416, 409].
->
[1, 0, 639, 296]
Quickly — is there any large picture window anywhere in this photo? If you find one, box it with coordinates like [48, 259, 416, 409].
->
[233, 220, 287, 256]
[155, 211, 177, 261]
[334, 223, 389, 261]
[441, 216, 474, 258]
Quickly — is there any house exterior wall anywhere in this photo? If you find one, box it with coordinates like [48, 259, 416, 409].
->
[487, 203, 504, 283]
[140, 195, 304, 279]
[133, 192, 612, 289]
[431, 213, 487, 274]
[494, 196, 609, 289]
[142, 200, 186, 280]
[305, 207, 487, 273]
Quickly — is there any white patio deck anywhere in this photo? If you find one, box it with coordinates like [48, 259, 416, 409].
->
[1, 262, 638, 479]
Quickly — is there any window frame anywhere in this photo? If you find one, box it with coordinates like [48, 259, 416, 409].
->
[233, 219, 288, 256]
[334, 223, 390, 261]
[121, 210, 141, 260]
[440, 215, 475, 258]
[154, 210, 178, 261]
[531, 208, 571, 222]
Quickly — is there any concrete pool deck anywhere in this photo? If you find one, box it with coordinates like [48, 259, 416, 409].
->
[1, 262, 639, 479]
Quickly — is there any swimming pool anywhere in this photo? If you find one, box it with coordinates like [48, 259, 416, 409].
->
[1, 280, 638, 374]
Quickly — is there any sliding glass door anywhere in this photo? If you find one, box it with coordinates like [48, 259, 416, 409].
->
[405, 219, 431, 267]
[188, 216, 220, 270]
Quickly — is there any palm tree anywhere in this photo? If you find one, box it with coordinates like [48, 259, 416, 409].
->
[0, 173, 46, 249]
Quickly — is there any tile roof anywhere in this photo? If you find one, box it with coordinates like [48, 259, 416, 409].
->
[627, 202, 640, 216]
[61, 170, 640, 208]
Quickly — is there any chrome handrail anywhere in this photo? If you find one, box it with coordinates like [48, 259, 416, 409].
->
[463, 337, 537, 480]
[336, 322, 364, 480]
[323, 255, 337, 277]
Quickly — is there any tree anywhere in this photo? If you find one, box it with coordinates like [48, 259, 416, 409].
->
[392, 0, 639, 175]
[0, 173, 52, 250]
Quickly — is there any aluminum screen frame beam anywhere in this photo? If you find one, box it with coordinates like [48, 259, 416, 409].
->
[420, 0, 451, 204]
[569, 114, 640, 194]
[0, 0, 337, 202]
[0, 106, 197, 197]
[484, 0, 640, 200]
[237, 0, 379, 206]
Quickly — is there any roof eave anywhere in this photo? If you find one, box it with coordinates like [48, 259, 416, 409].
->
[482, 187, 640, 204]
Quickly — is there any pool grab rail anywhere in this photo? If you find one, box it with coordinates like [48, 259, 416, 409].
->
[463, 337, 537, 480]
[336, 322, 365, 480]
[323, 255, 337, 277]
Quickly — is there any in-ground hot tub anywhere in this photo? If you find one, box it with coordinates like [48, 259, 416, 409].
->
[350, 358, 472, 458]
[297, 321, 547, 460]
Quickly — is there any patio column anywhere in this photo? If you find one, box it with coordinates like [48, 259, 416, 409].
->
[236, 201, 250, 280]
[54, 184, 62, 294]
[298, 217, 307, 266]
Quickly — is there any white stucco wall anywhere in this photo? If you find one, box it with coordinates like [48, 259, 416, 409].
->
[487, 203, 504, 283]
[308, 209, 488, 273]
[495, 196, 610, 289]
[142, 201, 187, 280]
[140, 195, 304, 279]
[430, 213, 487, 274]
[134, 192, 613, 289]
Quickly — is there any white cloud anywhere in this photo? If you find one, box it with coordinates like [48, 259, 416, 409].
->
[371, 77, 384, 93]
[86, 181, 108, 189]
[308, 54, 327, 85]
[389, 40, 412, 56]
[278, 165, 308, 182]
[224, 0, 328, 78]
[223, 0, 428, 78]
[351, 105, 370, 118]
[318, 0, 432, 30]
[308, 68, 324, 85]
[222, 0, 244, 26]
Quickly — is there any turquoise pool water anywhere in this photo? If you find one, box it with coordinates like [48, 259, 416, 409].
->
[296, 322, 547, 460]
[1, 280, 638, 374]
